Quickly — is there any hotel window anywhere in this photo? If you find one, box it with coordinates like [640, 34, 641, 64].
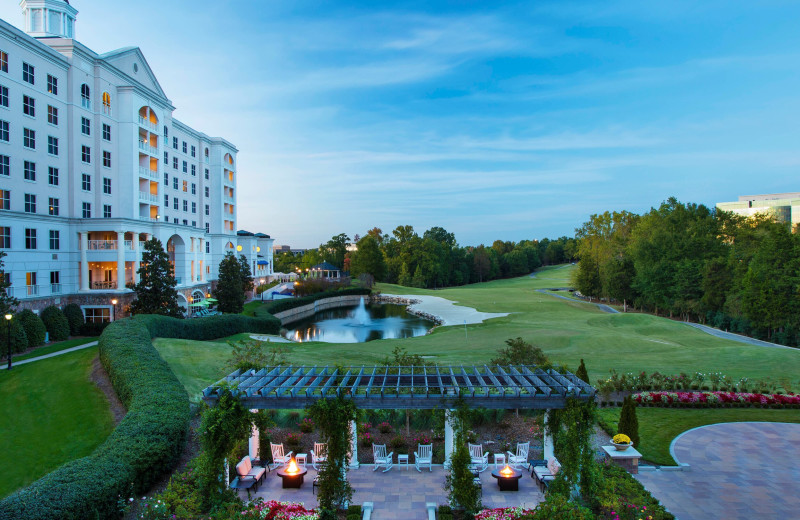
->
[48, 136, 58, 156]
[191, 164, 196, 176]
[82, 173, 91, 191]
[23, 62, 34, 85]
[48, 167, 58, 185]
[23, 128, 35, 149]
[0, 227, 9, 248]
[0, 85, 7, 107]
[102, 123, 111, 141]
[172, 177, 178, 190]
[0, 189, 8, 210]
[102, 92, 111, 114]
[82, 202, 91, 218]
[191, 145, 196, 157]
[205, 204, 209, 216]
[173, 218, 178, 224]
[0, 51, 7, 73]
[48, 197, 59, 215]
[0, 120, 7, 141]
[164, 172, 169, 186]
[192, 220, 196, 228]
[204, 187, 209, 197]
[0, 155, 7, 176]
[48, 105, 58, 125]
[164, 194, 169, 207]
[102, 150, 111, 168]
[84, 307, 110, 324]
[205, 223, 209, 233]
[182, 160, 187, 173]
[182, 180, 188, 192]
[205, 241, 210, 253]
[191, 202, 196, 213]
[24, 161, 35, 181]
[172, 136, 177, 149]
[182, 141, 187, 153]
[26, 272, 37, 291]
[173, 197, 178, 210]
[164, 151, 168, 164]
[191, 183, 196, 195]
[81, 145, 91, 163]
[24, 193, 36, 213]
[103, 204, 111, 218]
[163, 126, 168, 138]
[23, 95, 35, 116]
[182, 219, 188, 226]
[172, 157, 178, 169]
[49, 230, 60, 250]
[80, 84, 90, 108]
[182, 200, 188, 212]
[25, 228, 36, 249]
[47, 74, 57, 95]
[103, 177, 111, 194]
[81, 117, 90, 135]
[50, 271, 60, 290]
[204, 168, 209, 180]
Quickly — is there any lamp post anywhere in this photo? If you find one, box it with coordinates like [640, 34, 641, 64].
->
[111, 299, 118, 322]
[5, 313, 12, 370]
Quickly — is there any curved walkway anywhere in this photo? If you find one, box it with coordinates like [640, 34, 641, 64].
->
[682, 322, 798, 350]
[382, 294, 508, 326]
[635, 422, 800, 520]
[0, 341, 98, 370]
[535, 289, 619, 314]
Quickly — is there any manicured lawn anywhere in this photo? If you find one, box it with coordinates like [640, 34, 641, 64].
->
[597, 407, 800, 465]
[0, 346, 114, 498]
[13, 337, 96, 362]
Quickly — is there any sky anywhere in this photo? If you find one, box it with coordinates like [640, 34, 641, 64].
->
[3, 1, 800, 248]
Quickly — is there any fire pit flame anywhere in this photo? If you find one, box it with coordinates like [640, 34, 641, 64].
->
[286, 457, 299, 475]
[500, 464, 514, 477]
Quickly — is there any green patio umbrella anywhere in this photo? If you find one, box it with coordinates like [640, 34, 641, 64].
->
[205, 298, 218, 303]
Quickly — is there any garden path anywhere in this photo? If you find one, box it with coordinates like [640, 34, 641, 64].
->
[0, 341, 98, 370]
[635, 422, 800, 520]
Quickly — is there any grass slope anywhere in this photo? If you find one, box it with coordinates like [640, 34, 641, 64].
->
[0, 347, 114, 497]
[13, 337, 96, 362]
[597, 407, 800, 465]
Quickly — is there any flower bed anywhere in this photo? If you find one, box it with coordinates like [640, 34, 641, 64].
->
[252, 500, 319, 520]
[634, 391, 800, 408]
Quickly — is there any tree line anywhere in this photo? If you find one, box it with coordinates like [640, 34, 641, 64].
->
[573, 197, 800, 345]
[274, 227, 577, 288]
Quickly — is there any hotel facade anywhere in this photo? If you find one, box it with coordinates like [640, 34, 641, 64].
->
[0, 0, 273, 321]
[716, 192, 800, 230]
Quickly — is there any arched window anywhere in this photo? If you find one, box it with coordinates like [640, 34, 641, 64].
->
[226, 241, 234, 250]
[102, 92, 111, 115]
[80, 84, 90, 109]
[224, 153, 234, 166]
[204, 147, 209, 157]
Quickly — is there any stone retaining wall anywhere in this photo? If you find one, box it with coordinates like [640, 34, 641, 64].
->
[372, 295, 445, 329]
[273, 294, 366, 325]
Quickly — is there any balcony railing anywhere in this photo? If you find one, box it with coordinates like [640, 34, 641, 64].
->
[26, 285, 39, 296]
[138, 116, 158, 132]
[224, 196, 234, 203]
[139, 191, 158, 204]
[139, 166, 159, 180]
[88, 240, 118, 250]
[92, 281, 117, 290]
[138, 141, 158, 155]
[51, 283, 62, 294]
[138, 216, 159, 222]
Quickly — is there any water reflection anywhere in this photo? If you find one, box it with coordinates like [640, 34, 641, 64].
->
[284, 303, 434, 343]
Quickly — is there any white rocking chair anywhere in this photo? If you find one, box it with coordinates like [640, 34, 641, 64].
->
[468, 443, 489, 472]
[312, 442, 328, 470]
[507, 441, 530, 469]
[414, 444, 433, 472]
[270, 443, 293, 470]
[372, 444, 394, 472]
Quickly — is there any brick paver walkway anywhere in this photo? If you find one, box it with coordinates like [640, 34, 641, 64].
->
[247, 463, 543, 519]
[635, 422, 800, 520]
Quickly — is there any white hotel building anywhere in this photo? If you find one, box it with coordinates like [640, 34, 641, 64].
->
[0, 0, 273, 320]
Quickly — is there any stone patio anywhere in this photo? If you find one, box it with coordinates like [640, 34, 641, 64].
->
[636, 422, 800, 520]
[245, 463, 544, 519]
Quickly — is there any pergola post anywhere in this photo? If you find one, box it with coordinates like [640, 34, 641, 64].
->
[349, 419, 359, 469]
[543, 409, 554, 461]
[248, 409, 259, 460]
[224, 458, 230, 488]
[444, 409, 455, 468]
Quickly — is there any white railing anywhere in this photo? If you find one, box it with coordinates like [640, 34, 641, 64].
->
[139, 191, 158, 203]
[91, 281, 117, 290]
[224, 196, 234, 203]
[139, 166, 158, 180]
[51, 283, 62, 294]
[138, 216, 159, 222]
[124, 240, 133, 249]
[88, 240, 118, 250]
[138, 116, 158, 132]
[138, 141, 158, 155]
[26, 285, 39, 296]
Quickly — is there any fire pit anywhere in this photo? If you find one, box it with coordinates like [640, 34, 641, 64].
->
[276, 457, 308, 488]
[490, 464, 522, 491]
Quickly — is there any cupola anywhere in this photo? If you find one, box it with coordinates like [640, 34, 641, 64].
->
[19, 0, 78, 39]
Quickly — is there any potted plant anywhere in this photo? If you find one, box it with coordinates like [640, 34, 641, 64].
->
[611, 433, 632, 451]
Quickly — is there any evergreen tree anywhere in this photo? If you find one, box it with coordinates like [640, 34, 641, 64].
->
[130, 238, 183, 318]
[397, 262, 411, 287]
[62, 303, 85, 335]
[617, 396, 640, 448]
[350, 235, 386, 281]
[238, 254, 254, 294]
[40, 306, 70, 341]
[17, 309, 46, 348]
[411, 265, 426, 288]
[575, 358, 590, 384]
[215, 253, 245, 313]
[0, 251, 18, 317]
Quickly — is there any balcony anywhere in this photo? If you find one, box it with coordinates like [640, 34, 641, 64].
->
[139, 166, 159, 180]
[26, 285, 39, 297]
[51, 283, 62, 294]
[138, 141, 158, 155]
[138, 116, 158, 133]
[91, 281, 117, 290]
[138, 216, 160, 222]
[224, 195, 234, 203]
[139, 191, 158, 204]
[88, 240, 118, 250]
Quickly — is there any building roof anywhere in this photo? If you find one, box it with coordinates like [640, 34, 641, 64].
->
[312, 261, 340, 271]
[237, 230, 254, 236]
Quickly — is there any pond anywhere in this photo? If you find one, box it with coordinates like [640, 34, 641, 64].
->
[283, 298, 435, 343]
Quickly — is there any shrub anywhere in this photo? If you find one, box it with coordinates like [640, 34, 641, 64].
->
[377, 421, 393, 434]
[40, 306, 70, 342]
[617, 396, 640, 448]
[0, 318, 27, 354]
[17, 309, 46, 348]
[299, 418, 315, 433]
[79, 320, 110, 337]
[63, 303, 85, 336]
[286, 432, 303, 451]
[389, 434, 406, 451]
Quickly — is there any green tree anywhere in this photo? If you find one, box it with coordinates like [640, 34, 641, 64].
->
[397, 262, 411, 287]
[0, 251, 18, 318]
[411, 265, 426, 288]
[574, 255, 601, 298]
[575, 359, 590, 384]
[62, 303, 85, 335]
[322, 233, 351, 269]
[491, 337, 549, 366]
[445, 405, 481, 516]
[350, 235, 386, 281]
[40, 306, 70, 341]
[472, 246, 491, 283]
[129, 238, 183, 317]
[17, 309, 46, 348]
[238, 254, 254, 294]
[0, 317, 27, 354]
[617, 396, 640, 448]
[214, 252, 245, 314]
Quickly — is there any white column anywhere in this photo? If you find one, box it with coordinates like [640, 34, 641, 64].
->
[80, 232, 90, 291]
[349, 419, 359, 469]
[133, 233, 140, 284]
[116, 231, 126, 290]
[199, 239, 205, 282]
[444, 409, 455, 468]
[193, 237, 198, 284]
[248, 410, 259, 460]
[543, 410, 554, 461]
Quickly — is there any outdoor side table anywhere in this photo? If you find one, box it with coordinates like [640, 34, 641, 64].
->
[601, 445, 642, 474]
[397, 454, 409, 470]
[296, 453, 308, 468]
[230, 476, 256, 498]
[493, 453, 506, 469]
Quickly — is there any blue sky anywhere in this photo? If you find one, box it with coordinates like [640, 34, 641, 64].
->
[4, 1, 800, 247]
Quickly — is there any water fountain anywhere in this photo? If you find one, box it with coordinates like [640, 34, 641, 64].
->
[351, 297, 371, 326]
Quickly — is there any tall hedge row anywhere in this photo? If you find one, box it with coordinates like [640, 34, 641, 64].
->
[261, 287, 371, 315]
[0, 312, 280, 520]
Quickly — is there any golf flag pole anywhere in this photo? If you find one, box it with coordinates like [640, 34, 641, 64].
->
[464, 320, 467, 345]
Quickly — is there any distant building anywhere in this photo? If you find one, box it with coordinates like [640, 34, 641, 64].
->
[716, 192, 800, 228]
[273, 244, 307, 254]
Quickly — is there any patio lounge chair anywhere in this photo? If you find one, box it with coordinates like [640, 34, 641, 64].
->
[468, 443, 489, 472]
[312, 442, 328, 470]
[414, 443, 433, 472]
[270, 443, 293, 470]
[372, 444, 394, 472]
[234, 456, 266, 491]
[532, 457, 560, 492]
[507, 441, 530, 469]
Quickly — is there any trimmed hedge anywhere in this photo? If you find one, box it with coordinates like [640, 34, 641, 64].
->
[0, 312, 280, 520]
[63, 303, 85, 336]
[40, 306, 70, 342]
[0, 318, 27, 354]
[17, 309, 46, 348]
[260, 287, 371, 315]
